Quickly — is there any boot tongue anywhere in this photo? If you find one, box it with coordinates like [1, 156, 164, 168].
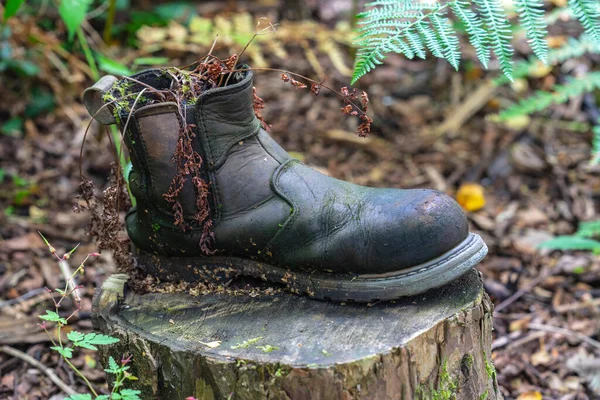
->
[195, 69, 260, 168]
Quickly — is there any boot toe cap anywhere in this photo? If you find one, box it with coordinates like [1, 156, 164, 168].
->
[364, 189, 469, 273]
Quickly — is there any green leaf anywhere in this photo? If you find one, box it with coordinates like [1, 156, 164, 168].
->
[119, 389, 142, 400]
[498, 72, 600, 121]
[67, 330, 85, 343]
[95, 396, 110, 400]
[24, 87, 55, 118]
[575, 220, 600, 238]
[40, 310, 67, 325]
[71, 332, 120, 351]
[51, 346, 74, 358]
[430, 13, 461, 70]
[1, 117, 23, 136]
[133, 57, 169, 66]
[105, 356, 120, 374]
[569, 0, 600, 44]
[451, 0, 490, 68]
[65, 394, 92, 400]
[97, 54, 132, 76]
[539, 236, 600, 251]
[514, 0, 548, 63]
[476, 0, 514, 80]
[58, 0, 92, 40]
[3, 0, 26, 21]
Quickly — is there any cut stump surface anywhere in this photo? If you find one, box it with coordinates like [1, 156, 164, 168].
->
[92, 269, 500, 399]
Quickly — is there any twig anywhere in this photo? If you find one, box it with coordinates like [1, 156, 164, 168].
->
[494, 266, 557, 313]
[528, 323, 600, 351]
[432, 80, 496, 138]
[0, 345, 77, 396]
[0, 288, 47, 308]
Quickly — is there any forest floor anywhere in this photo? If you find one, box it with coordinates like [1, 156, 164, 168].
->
[1, 2, 599, 399]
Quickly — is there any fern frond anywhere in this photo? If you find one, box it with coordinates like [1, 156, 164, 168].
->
[494, 34, 600, 85]
[498, 71, 600, 120]
[387, 36, 416, 59]
[405, 27, 426, 59]
[475, 0, 514, 80]
[568, 0, 600, 43]
[514, 0, 548, 63]
[352, 1, 448, 84]
[359, 2, 438, 24]
[592, 119, 600, 165]
[430, 13, 461, 70]
[451, 0, 490, 68]
[416, 20, 444, 58]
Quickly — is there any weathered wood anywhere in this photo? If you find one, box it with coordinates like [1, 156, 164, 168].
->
[92, 269, 500, 399]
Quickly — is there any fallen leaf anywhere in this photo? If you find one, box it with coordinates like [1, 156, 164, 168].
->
[456, 183, 485, 212]
[516, 391, 542, 400]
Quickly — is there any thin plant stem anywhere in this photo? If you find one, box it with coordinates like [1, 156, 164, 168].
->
[76, 28, 99, 81]
[65, 357, 99, 397]
[229, 67, 368, 116]
[103, 0, 117, 43]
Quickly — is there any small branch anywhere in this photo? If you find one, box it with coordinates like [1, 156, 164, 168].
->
[0, 345, 77, 396]
[494, 266, 557, 313]
[528, 323, 600, 352]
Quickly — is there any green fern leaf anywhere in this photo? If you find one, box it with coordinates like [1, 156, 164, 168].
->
[352, 1, 439, 83]
[430, 13, 461, 70]
[416, 20, 444, 58]
[514, 0, 548, 63]
[592, 118, 600, 165]
[494, 34, 600, 85]
[405, 28, 427, 59]
[387, 36, 416, 59]
[451, 0, 490, 68]
[476, 0, 514, 80]
[568, 0, 600, 43]
[498, 71, 600, 120]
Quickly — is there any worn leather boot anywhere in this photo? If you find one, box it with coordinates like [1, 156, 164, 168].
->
[84, 68, 487, 302]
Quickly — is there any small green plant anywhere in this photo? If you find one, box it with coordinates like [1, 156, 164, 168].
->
[352, 0, 600, 83]
[38, 233, 141, 399]
[539, 220, 600, 253]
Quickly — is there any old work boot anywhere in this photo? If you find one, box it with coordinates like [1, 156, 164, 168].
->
[83, 68, 487, 302]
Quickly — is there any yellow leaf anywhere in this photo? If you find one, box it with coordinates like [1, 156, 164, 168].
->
[456, 183, 486, 212]
[516, 391, 543, 400]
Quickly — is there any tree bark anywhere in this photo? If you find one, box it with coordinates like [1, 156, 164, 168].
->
[92, 269, 500, 399]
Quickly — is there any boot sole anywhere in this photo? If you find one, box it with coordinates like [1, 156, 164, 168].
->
[134, 233, 487, 302]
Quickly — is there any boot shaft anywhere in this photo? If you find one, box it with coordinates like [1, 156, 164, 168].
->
[85, 69, 261, 226]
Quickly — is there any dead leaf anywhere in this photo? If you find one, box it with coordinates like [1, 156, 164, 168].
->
[516, 391, 542, 400]
[456, 183, 486, 212]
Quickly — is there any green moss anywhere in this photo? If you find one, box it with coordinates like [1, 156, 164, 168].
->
[415, 360, 458, 400]
[231, 336, 262, 350]
[483, 352, 499, 395]
[461, 354, 474, 378]
[484, 353, 496, 381]
[479, 389, 489, 400]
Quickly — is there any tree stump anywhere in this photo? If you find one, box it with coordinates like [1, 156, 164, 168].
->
[92, 269, 500, 400]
